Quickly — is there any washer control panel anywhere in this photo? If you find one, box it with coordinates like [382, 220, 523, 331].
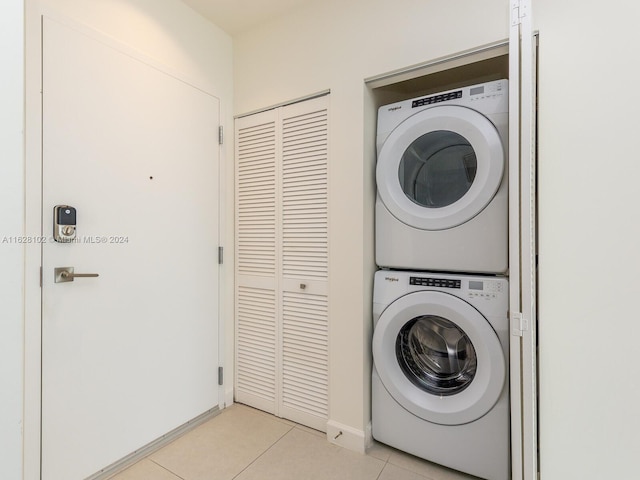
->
[374, 270, 508, 315]
[407, 274, 505, 300]
[467, 279, 505, 299]
[409, 276, 461, 289]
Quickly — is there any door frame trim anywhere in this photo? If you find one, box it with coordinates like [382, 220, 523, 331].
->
[24, 9, 225, 479]
[508, 1, 538, 479]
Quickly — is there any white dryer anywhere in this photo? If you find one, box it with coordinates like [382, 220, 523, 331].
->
[376, 80, 508, 273]
[372, 270, 509, 480]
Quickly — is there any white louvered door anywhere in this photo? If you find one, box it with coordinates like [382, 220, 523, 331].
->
[235, 109, 278, 415]
[279, 99, 329, 430]
[235, 95, 329, 431]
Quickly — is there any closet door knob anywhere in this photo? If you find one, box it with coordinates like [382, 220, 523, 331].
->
[300, 283, 307, 290]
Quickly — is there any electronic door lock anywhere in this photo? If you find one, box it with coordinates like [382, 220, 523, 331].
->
[53, 205, 77, 242]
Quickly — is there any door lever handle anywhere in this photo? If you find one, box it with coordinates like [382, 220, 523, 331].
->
[55, 267, 99, 283]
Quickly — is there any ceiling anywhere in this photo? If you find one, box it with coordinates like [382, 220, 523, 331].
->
[180, 0, 317, 35]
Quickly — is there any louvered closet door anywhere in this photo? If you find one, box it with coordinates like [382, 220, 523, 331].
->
[279, 97, 329, 431]
[234, 95, 329, 431]
[235, 109, 278, 414]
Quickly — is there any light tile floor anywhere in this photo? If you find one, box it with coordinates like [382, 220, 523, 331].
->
[109, 404, 480, 480]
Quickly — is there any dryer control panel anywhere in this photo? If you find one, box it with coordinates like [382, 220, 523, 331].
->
[412, 90, 462, 108]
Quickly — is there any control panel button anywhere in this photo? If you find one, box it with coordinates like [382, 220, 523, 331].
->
[409, 277, 461, 289]
[412, 90, 462, 108]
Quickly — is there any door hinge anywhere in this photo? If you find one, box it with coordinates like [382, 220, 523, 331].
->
[218, 125, 224, 145]
[511, 0, 527, 26]
[218, 246, 224, 265]
[218, 366, 224, 386]
[39, 266, 43, 287]
[511, 312, 528, 337]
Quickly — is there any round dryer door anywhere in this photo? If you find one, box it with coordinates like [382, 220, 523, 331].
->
[372, 290, 506, 426]
[377, 105, 504, 230]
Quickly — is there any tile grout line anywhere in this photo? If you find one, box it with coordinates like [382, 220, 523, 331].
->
[230, 423, 297, 479]
[373, 458, 389, 480]
[148, 458, 187, 480]
[376, 455, 442, 480]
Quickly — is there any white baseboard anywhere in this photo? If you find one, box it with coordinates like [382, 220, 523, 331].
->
[365, 421, 373, 449]
[224, 387, 234, 407]
[326, 420, 370, 454]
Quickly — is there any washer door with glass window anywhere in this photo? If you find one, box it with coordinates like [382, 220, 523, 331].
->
[372, 290, 506, 426]
[377, 105, 504, 231]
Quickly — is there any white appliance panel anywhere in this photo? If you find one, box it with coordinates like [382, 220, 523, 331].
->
[375, 80, 508, 273]
[372, 270, 509, 480]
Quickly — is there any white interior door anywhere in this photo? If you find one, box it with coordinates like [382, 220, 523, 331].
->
[41, 17, 220, 480]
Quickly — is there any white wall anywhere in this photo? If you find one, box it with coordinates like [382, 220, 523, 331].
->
[23, 1, 233, 477]
[0, 2, 25, 479]
[234, 0, 509, 448]
[535, 1, 640, 478]
[14, 1, 637, 477]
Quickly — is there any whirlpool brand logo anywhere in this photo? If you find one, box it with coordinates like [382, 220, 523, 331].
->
[385, 276, 399, 282]
[387, 106, 402, 112]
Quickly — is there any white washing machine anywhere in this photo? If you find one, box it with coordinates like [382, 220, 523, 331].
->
[376, 80, 508, 274]
[372, 270, 509, 480]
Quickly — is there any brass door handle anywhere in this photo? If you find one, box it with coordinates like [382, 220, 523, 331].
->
[55, 267, 99, 283]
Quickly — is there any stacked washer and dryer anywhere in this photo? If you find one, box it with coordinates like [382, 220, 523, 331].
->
[372, 80, 510, 480]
